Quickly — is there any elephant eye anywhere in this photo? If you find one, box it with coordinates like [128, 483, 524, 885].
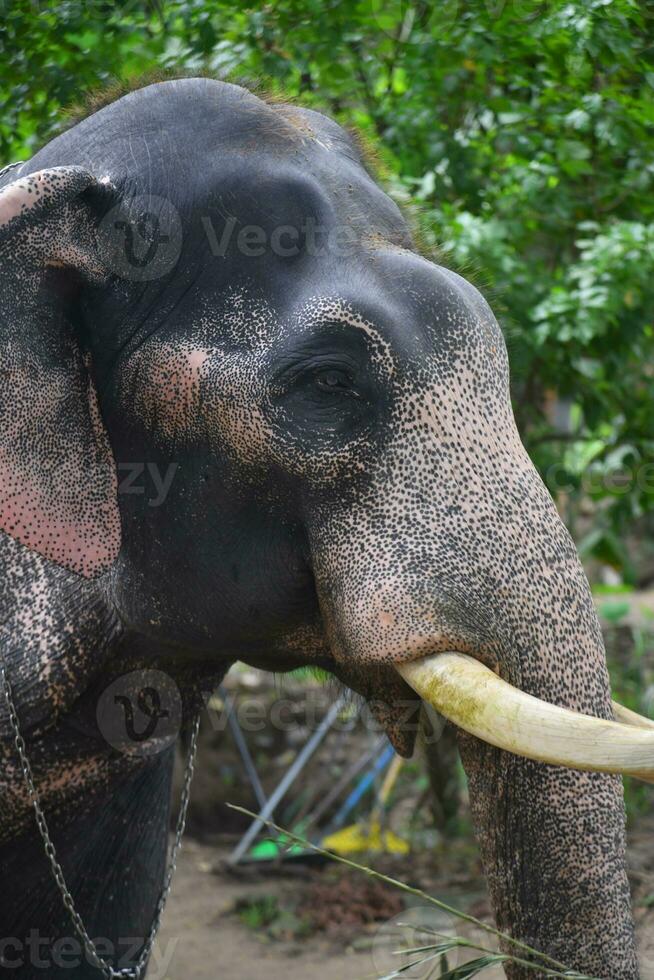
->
[314, 367, 357, 395]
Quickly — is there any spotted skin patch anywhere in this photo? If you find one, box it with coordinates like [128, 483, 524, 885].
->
[0, 166, 120, 578]
[0, 533, 120, 842]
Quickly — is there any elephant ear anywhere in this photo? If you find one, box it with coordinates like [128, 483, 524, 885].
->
[0, 166, 120, 578]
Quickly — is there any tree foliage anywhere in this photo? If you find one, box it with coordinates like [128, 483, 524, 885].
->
[1, 0, 653, 574]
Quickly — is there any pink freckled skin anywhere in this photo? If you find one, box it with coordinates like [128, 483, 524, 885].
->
[0, 167, 107, 233]
[154, 346, 209, 410]
[187, 348, 209, 374]
[129, 343, 211, 441]
[0, 171, 48, 226]
[0, 457, 118, 578]
[0, 165, 119, 579]
[0, 180, 31, 225]
[0, 367, 120, 578]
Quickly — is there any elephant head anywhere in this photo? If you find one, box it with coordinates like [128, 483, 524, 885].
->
[0, 78, 649, 977]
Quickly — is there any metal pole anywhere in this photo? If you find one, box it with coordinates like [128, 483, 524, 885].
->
[228, 694, 346, 866]
[324, 742, 395, 833]
[219, 685, 268, 811]
[301, 735, 386, 837]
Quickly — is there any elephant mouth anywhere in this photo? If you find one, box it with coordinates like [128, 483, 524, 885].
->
[399, 652, 654, 782]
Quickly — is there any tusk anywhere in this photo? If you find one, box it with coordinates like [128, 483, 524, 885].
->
[398, 652, 654, 783]
[611, 700, 654, 730]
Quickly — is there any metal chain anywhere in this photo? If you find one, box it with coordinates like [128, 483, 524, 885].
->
[0, 658, 200, 979]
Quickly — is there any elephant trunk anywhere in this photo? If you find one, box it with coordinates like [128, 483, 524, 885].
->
[460, 748, 636, 978]
[450, 551, 637, 978]
[310, 373, 639, 975]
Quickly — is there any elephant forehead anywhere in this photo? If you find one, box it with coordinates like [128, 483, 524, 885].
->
[111, 251, 510, 482]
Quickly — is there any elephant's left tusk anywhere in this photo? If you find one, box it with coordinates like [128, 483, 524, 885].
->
[398, 652, 654, 783]
[611, 700, 654, 730]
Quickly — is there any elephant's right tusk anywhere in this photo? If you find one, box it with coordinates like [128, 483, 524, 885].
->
[398, 652, 654, 783]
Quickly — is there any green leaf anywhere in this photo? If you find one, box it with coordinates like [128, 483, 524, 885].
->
[438, 954, 510, 978]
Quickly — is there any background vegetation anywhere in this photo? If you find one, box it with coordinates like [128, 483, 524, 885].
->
[1, 0, 654, 817]
[2, 0, 653, 575]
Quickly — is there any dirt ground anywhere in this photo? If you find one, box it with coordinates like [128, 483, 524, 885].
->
[155, 836, 503, 980]
[153, 819, 654, 980]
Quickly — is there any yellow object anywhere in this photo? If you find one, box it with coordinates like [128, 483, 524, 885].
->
[373, 754, 404, 817]
[322, 754, 409, 855]
[322, 821, 409, 856]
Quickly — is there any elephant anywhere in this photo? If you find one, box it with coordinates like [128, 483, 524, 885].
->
[0, 76, 650, 979]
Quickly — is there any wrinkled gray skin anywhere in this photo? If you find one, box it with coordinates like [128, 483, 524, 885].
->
[0, 79, 637, 978]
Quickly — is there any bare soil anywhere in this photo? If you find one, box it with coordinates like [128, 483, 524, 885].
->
[154, 820, 654, 980]
[156, 835, 503, 980]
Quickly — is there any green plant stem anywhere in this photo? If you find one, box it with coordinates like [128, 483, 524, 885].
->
[401, 937, 596, 978]
[227, 804, 592, 976]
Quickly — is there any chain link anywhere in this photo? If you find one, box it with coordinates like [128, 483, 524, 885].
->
[0, 657, 200, 979]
